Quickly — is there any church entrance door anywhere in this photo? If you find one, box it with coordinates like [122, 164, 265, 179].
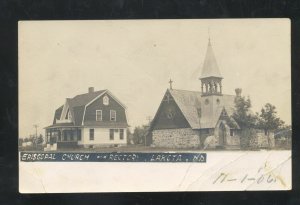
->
[218, 122, 227, 146]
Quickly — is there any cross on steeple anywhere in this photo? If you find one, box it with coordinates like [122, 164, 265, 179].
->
[169, 79, 173, 90]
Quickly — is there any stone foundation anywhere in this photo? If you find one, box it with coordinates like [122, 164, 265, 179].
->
[225, 135, 240, 146]
[152, 128, 201, 148]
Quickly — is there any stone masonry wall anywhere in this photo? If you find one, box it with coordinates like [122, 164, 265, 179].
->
[152, 128, 201, 148]
[251, 130, 275, 148]
[240, 129, 275, 149]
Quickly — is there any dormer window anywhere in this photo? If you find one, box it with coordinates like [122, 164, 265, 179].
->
[65, 108, 71, 120]
[110, 110, 116, 121]
[103, 95, 109, 105]
[96, 110, 102, 121]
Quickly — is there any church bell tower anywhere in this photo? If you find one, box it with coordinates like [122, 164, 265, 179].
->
[199, 38, 223, 96]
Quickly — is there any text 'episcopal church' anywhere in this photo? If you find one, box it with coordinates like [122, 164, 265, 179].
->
[148, 39, 274, 149]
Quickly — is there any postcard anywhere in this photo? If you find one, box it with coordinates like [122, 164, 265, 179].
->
[18, 19, 291, 192]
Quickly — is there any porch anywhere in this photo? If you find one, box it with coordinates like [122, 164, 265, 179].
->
[45, 127, 82, 150]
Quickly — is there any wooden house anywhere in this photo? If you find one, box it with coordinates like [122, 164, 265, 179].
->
[44, 87, 128, 150]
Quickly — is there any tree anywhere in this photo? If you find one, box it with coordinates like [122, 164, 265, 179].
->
[29, 135, 36, 145]
[126, 128, 133, 144]
[18, 138, 24, 146]
[232, 94, 258, 148]
[132, 125, 149, 145]
[36, 134, 44, 145]
[274, 124, 291, 149]
[257, 103, 284, 132]
[232, 95, 257, 129]
[255, 103, 285, 148]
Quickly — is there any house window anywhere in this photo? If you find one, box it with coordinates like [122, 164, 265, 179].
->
[96, 110, 102, 121]
[67, 132, 71, 141]
[70, 132, 74, 141]
[120, 129, 124, 140]
[110, 110, 116, 121]
[89, 129, 94, 140]
[58, 132, 61, 141]
[103, 95, 109, 105]
[109, 129, 114, 140]
[230, 129, 234, 136]
[77, 129, 81, 141]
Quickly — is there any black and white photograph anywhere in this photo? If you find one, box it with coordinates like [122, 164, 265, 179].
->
[18, 19, 291, 192]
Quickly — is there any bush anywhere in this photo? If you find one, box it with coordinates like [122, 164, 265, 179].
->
[240, 128, 257, 149]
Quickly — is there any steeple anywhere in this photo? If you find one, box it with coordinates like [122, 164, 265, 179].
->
[200, 39, 222, 79]
[199, 39, 223, 96]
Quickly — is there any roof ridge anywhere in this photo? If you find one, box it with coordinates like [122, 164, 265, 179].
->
[72, 89, 105, 99]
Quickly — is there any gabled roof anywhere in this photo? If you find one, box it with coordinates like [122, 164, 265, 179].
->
[68, 90, 106, 108]
[49, 89, 127, 127]
[200, 40, 222, 79]
[168, 89, 202, 128]
[66, 90, 106, 126]
[166, 89, 238, 129]
[53, 105, 63, 124]
[72, 106, 86, 126]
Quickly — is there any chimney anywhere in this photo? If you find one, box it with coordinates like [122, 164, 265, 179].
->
[235, 88, 242, 97]
[88, 87, 94, 93]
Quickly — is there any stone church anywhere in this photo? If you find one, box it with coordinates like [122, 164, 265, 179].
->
[148, 39, 273, 149]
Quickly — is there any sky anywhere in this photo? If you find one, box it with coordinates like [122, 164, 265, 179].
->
[19, 19, 291, 137]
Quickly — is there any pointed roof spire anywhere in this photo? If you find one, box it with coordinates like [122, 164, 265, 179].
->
[200, 38, 222, 79]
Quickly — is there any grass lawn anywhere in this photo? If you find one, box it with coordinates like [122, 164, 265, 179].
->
[19, 144, 290, 153]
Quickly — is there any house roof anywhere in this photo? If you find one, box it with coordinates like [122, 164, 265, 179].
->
[72, 105, 86, 126]
[45, 122, 77, 129]
[68, 90, 106, 107]
[49, 89, 128, 127]
[200, 40, 222, 79]
[66, 90, 106, 126]
[53, 105, 63, 124]
[168, 89, 238, 129]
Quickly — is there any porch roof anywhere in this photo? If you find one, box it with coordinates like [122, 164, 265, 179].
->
[44, 123, 81, 129]
[44, 122, 128, 129]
